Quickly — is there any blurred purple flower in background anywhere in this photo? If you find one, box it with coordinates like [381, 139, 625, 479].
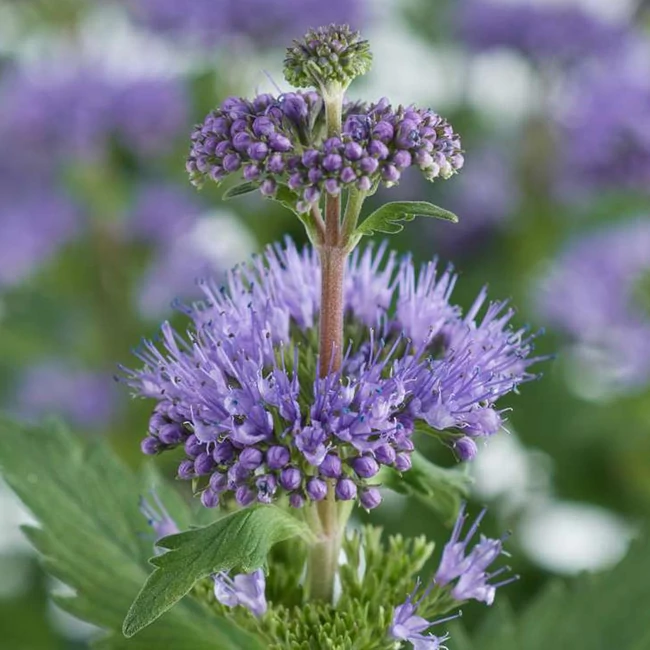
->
[14, 361, 118, 430]
[458, 1, 626, 63]
[558, 61, 650, 198]
[126, 0, 366, 49]
[427, 147, 518, 255]
[0, 189, 80, 288]
[136, 211, 256, 318]
[127, 183, 202, 245]
[537, 218, 650, 392]
[0, 67, 188, 167]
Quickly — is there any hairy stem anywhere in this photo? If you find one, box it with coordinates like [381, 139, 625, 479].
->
[305, 84, 353, 604]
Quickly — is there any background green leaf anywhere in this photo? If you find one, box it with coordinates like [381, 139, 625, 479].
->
[460, 533, 650, 650]
[0, 417, 264, 650]
[123, 506, 313, 638]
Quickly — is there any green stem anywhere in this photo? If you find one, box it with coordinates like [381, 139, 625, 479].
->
[341, 187, 367, 250]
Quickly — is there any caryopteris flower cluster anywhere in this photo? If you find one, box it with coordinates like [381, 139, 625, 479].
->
[187, 78, 462, 213]
[119, 24, 545, 649]
[125, 240, 541, 510]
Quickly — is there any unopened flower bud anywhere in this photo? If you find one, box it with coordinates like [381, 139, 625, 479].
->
[306, 477, 327, 501]
[360, 487, 382, 510]
[335, 478, 358, 501]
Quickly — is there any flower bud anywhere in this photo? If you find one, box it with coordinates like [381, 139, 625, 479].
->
[235, 485, 256, 507]
[319, 453, 342, 479]
[323, 154, 343, 171]
[158, 423, 184, 445]
[335, 478, 358, 501]
[375, 444, 396, 465]
[141, 436, 161, 455]
[351, 455, 380, 478]
[454, 436, 478, 461]
[223, 153, 241, 172]
[194, 452, 215, 475]
[213, 440, 235, 464]
[239, 447, 264, 471]
[280, 467, 302, 491]
[289, 492, 305, 508]
[201, 488, 219, 508]
[360, 487, 382, 510]
[248, 142, 269, 161]
[306, 477, 327, 501]
[178, 459, 195, 479]
[252, 116, 275, 137]
[395, 453, 412, 472]
[209, 472, 229, 492]
[184, 434, 203, 458]
[266, 445, 290, 470]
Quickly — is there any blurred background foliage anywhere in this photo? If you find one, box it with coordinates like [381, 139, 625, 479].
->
[0, 0, 649, 647]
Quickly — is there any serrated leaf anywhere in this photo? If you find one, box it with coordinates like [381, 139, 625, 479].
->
[0, 417, 263, 650]
[222, 181, 259, 199]
[381, 450, 472, 525]
[355, 201, 459, 238]
[123, 506, 313, 638]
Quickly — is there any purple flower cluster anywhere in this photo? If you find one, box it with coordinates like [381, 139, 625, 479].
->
[434, 503, 514, 605]
[127, 0, 364, 50]
[458, 1, 626, 63]
[537, 218, 650, 391]
[390, 504, 511, 647]
[125, 241, 541, 511]
[187, 93, 463, 211]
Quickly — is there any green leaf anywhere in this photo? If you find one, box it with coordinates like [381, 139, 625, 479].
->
[381, 450, 472, 525]
[123, 506, 313, 638]
[222, 181, 259, 199]
[462, 533, 650, 650]
[354, 201, 459, 238]
[0, 417, 264, 650]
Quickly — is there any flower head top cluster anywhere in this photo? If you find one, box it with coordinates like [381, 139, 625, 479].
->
[187, 93, 463, 213]
[187, 26, 462, 216]
[538, 218, 650, 391]
[125, 240, 542, 511]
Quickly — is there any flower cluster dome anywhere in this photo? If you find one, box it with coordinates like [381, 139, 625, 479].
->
[125, 240, 541, 511]
[187, 92, 464, 212]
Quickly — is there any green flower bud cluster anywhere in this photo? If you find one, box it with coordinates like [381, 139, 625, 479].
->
[284, 24, 373, 92]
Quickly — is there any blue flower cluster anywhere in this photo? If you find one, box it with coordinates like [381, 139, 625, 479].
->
[125, 241, 542, 511]
[187, 93, 463, 211]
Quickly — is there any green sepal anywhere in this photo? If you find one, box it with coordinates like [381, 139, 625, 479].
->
[222, 181, 260, 200]
[123, 506, 314, 638]
[381, 450, 472, 525]
[353, 200, 459, 242]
